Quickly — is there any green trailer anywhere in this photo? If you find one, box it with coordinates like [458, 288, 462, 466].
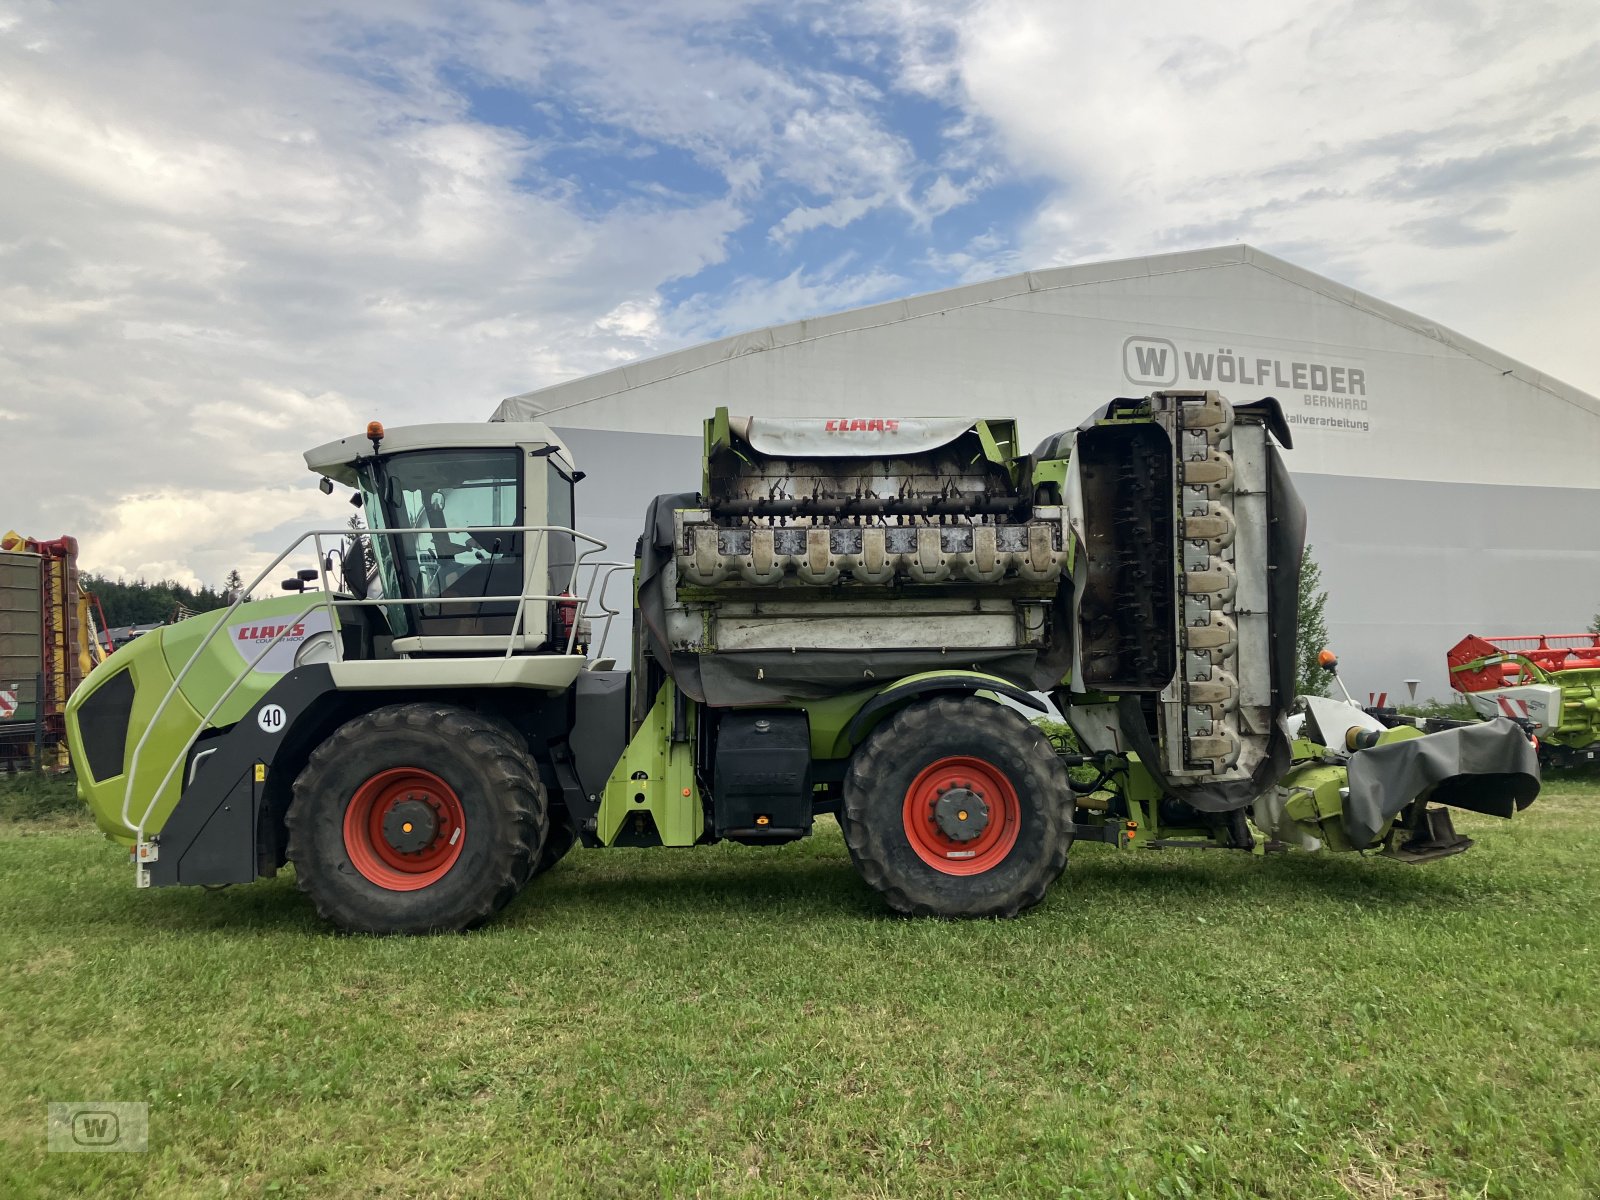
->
[65, 396, 1539, 934]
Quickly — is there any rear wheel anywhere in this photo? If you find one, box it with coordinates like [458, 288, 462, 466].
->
[287, 703, 547, 934]
[840, 696, 1070, 917]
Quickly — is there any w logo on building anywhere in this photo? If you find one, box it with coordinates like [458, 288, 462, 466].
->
[1122, 336, 1179, 386]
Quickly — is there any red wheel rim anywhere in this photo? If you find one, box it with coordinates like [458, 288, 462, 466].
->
[342, 767, 466, 891]
[901, 755, 1021, 876]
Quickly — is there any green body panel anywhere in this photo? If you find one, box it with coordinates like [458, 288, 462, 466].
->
[595, 670, 1042, 846]
[702, 407, 733, 495]
[1110, 755, 1163, 847]
[1270, 727, 1421, 852]
[971, 419, 1020, 482]
[1093, 754, 1227, 847]
[1276, 761, 1356, 852]
[801, 670, 1042, 760]
[800, 686, 879, 759]
[161, 595, 337, 728]
[1032, 456, 1067, 494]
[598, 680, 704, 847]
[66, 630, 204, 845]
[1552, 675, 1600, 748]
[66, 595, 339, 845]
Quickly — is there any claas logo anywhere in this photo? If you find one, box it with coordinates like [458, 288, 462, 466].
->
[823, 418, 900, 432]
[236, 624, 306, 642]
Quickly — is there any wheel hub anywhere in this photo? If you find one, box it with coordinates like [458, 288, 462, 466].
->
[382, 797, 440, 854]
[901, 755, 1021, 876]
[933, 786, 990, 842]
[343, 766, 467, 891]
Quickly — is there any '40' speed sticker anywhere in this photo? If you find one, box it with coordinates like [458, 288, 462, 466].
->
[257, 704, 287, 733]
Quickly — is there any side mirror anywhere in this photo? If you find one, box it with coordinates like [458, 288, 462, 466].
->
[349, 492, 364, 508]
[297, 568, 318, 582]
[281, 578, 305, 592]
[318, 477, 334, 495]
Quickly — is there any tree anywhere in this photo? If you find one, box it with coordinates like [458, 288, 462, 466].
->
[79, 575, 231, 628]
[1590, 607, 1600, 636]
[224, 569, 246, 603]
[1294, 545, 1331, 699]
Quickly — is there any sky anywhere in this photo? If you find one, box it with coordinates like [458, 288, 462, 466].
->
[2, 0, 1597, 589]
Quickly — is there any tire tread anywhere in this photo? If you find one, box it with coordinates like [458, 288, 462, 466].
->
[839, 696, 1071, 918]
[285, 702, 547, 934]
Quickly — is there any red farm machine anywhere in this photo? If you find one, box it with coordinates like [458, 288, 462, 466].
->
[1448, 633, 1600, 768]
[0, 531, 111, 770]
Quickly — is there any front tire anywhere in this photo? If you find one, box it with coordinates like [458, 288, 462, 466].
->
[286, 703, 547, 934]
[840, 696, 1071, 918]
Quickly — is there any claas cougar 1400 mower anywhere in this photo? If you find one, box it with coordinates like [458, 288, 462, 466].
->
[64, 394, 1540, 934]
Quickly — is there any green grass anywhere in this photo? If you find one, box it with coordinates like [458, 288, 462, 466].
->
[0, 770, 81, 822]
[3, 778, 1599, 1198]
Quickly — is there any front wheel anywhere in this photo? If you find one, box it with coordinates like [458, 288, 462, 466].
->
[287, 703, 548, 934]
[840, 696, 1071, 918]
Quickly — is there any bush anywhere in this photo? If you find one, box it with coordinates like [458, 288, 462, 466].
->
[1033, 718, 1079, 754]
[1397, 698, 1478, 723]
[1033, 718, 1108, 789]
[0, 771, 85, 821]
[1294, 546, 1331, 699]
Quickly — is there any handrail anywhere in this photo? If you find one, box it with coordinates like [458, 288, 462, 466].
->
[120, 523, 612, 870]
[574, 560, 634, 661]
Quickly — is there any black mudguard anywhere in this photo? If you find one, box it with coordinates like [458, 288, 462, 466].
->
[147, 666, 339, 887]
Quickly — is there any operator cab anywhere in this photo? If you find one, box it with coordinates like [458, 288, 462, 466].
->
[304, 422, 580, 656]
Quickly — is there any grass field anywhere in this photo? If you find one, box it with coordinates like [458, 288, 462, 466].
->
[3, 775, 1599, 1199]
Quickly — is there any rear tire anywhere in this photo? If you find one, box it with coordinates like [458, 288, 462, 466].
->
[287, 703, 547, 934]
[840, 696, 1071, 918]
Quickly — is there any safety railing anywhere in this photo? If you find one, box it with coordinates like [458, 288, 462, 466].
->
[574, 560, 635, 662]
[120, 523, 617, 872]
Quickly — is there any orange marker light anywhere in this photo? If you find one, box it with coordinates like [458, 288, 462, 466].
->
[1317, 648, 1338, 668]
[681, 787, 691, 797]
[756, 815, 770, 826]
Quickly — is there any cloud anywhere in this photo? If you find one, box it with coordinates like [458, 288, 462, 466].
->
[1387, 124, 1600, 197]
[3, 0, 1597, 597]
[1, 0, 978, 587]
[1398, 198, 1515, 249]
[665, 259, 908, 342]
[920, 227, 1022, 283]
[866, 0, 1600, 389]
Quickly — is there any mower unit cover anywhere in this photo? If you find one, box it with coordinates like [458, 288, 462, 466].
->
[1343, 718, 1540, 848]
